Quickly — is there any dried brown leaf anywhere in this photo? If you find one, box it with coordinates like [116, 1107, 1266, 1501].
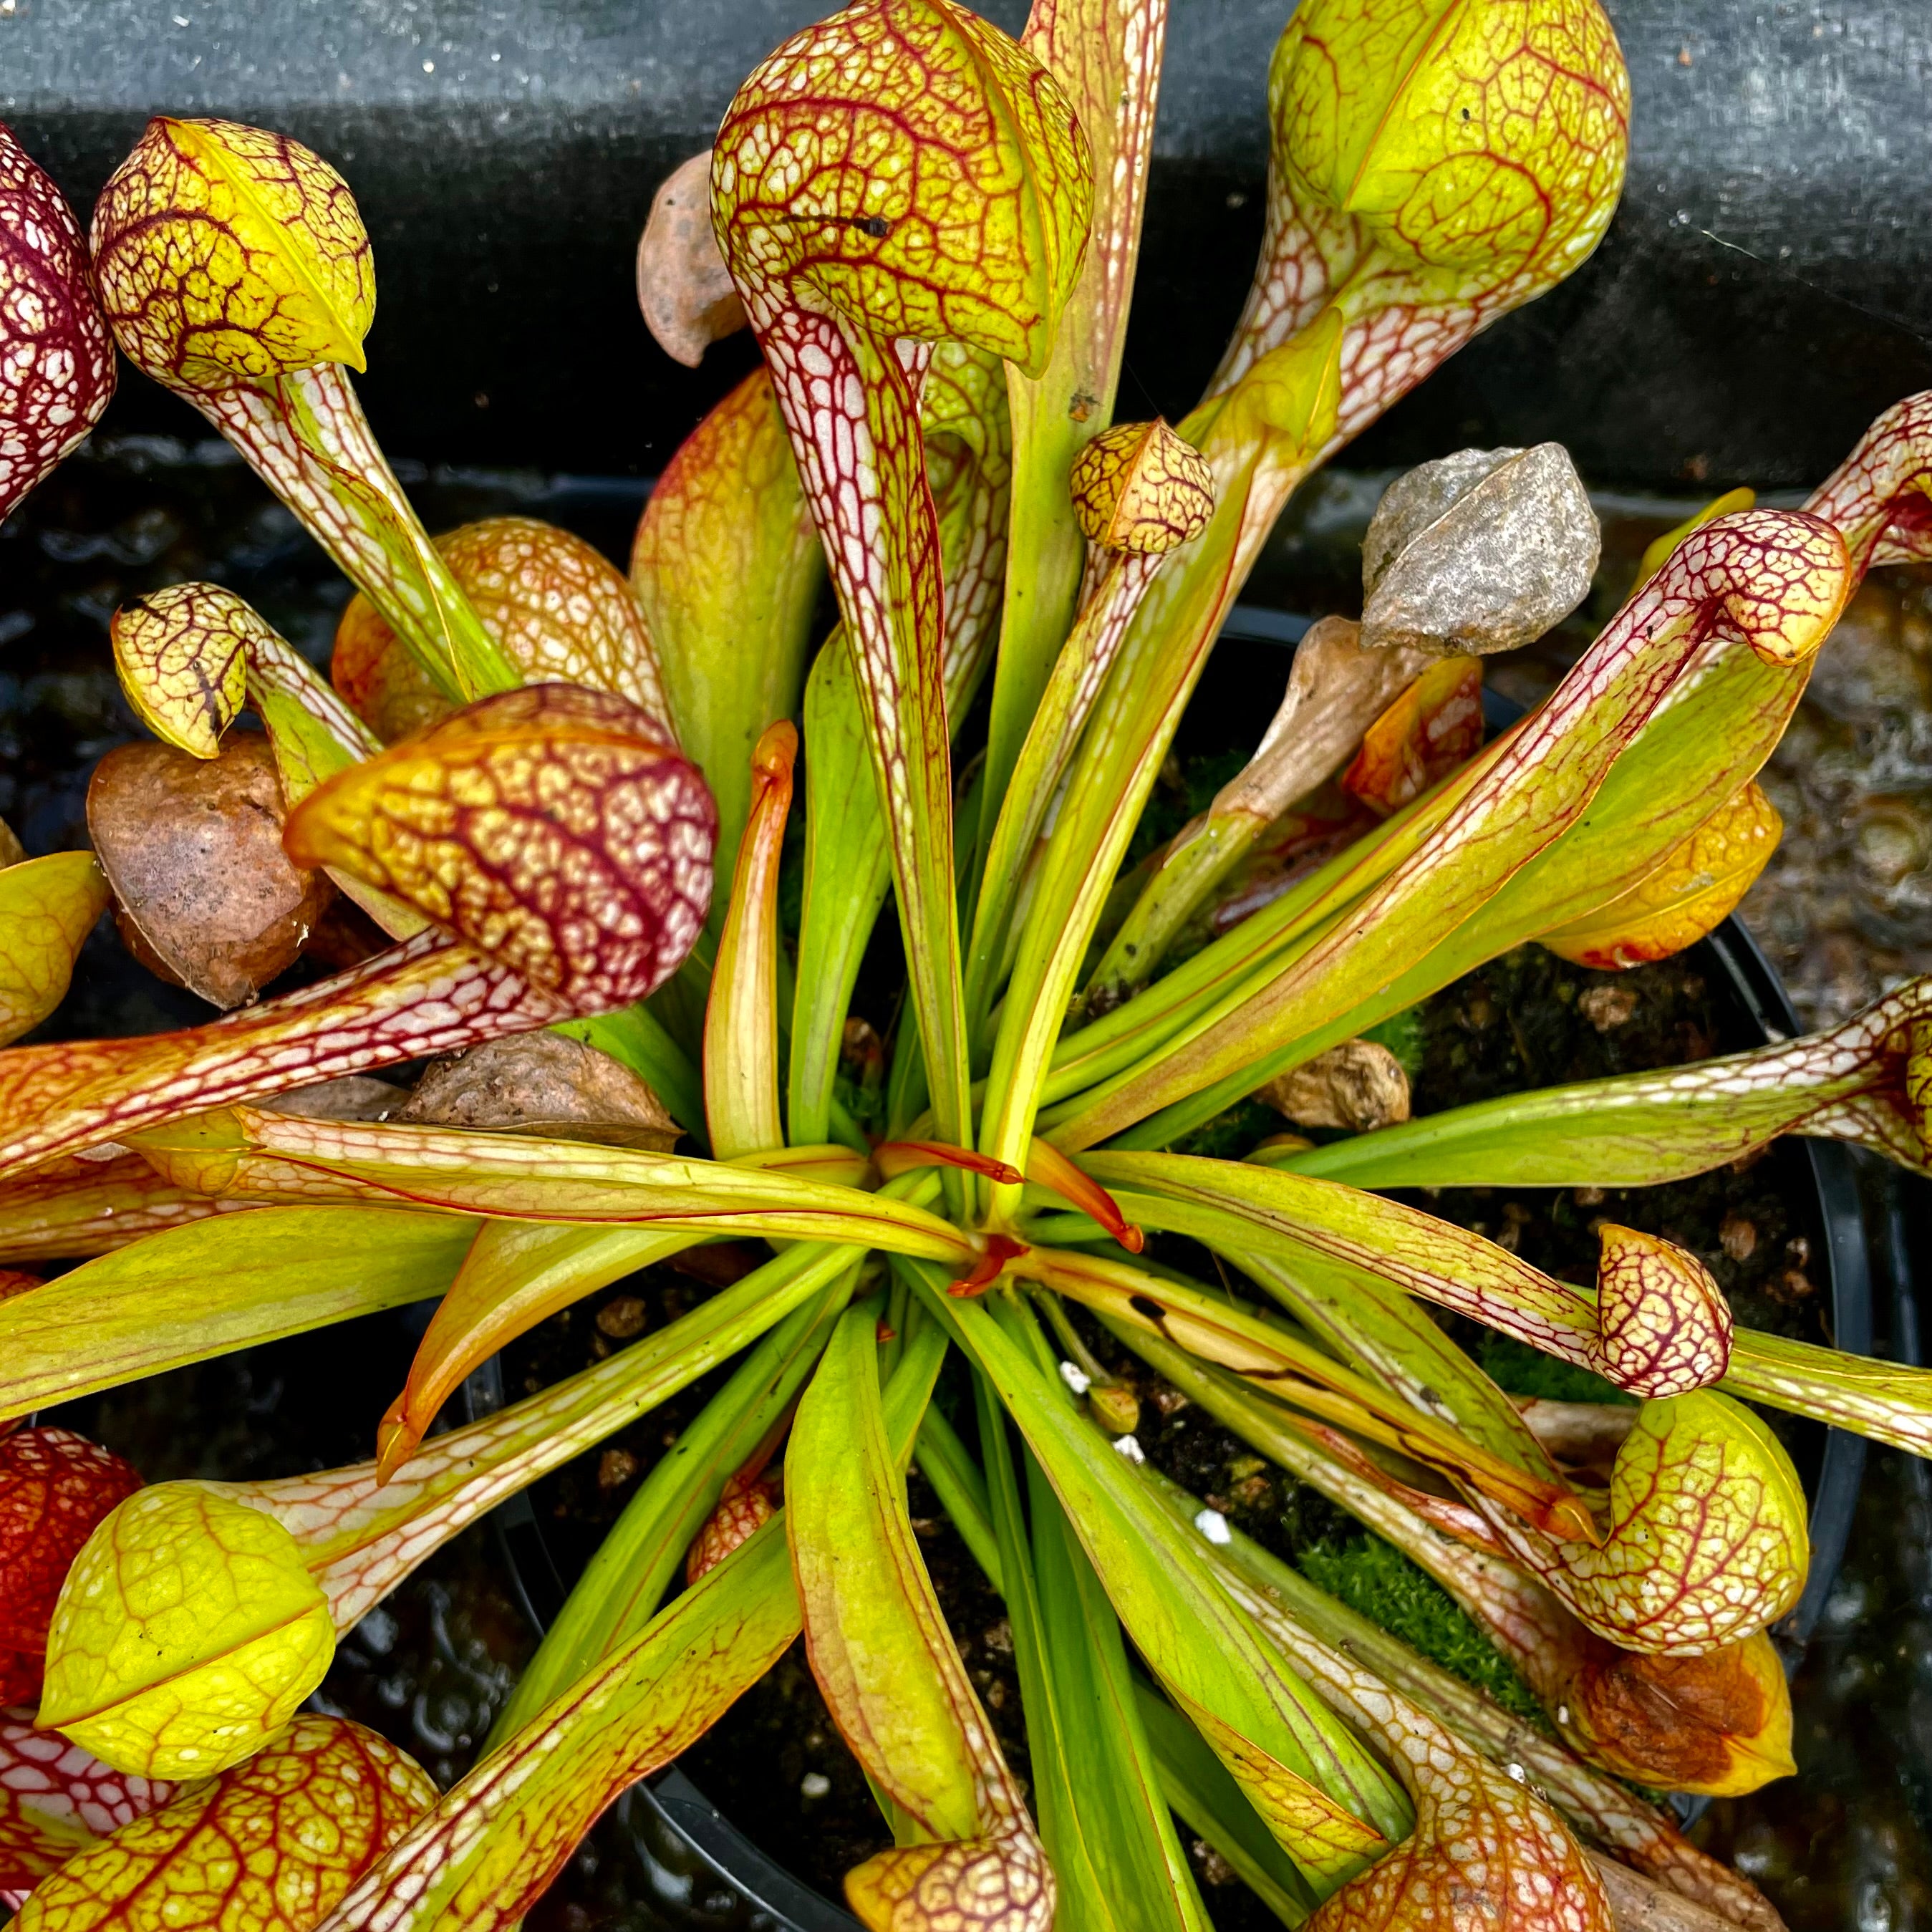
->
[397, 1033, 680, 1150]
[636, 151, 747, 368]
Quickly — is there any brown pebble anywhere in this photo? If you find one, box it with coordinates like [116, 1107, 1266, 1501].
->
[1149, 1386, 1191, 1417]
[598, 1448, 639, 1489]
[1578, 983, 1638, 1030]
[1773, 1269, 1816, 1305]
[983, 1619, 1014, 1655]
[1192, 1842, 1239, 1887]
[596, 1295, 649, 1340]
[1573, 1185, 1606, 1207]
[1720, 1214, 1758, 1262]
[1787, 1235, 1812, 1267]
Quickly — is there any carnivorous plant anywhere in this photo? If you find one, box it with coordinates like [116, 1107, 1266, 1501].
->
[7, 1, 1932, 1929]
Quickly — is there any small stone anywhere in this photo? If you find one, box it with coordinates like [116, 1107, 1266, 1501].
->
[1192, 1842, 1239, 1887]
[1149, 1386, 1190, 1418]
[983, 1619, 1014, 1656]
[800, 1772, 831, 1800]
[1573, 1185, 1606, 1207]
[596, 1296, 649, 1340]
[596, 1448, 639, 1489]
[1259, 1038, 1411, 1132]
[1361, 444, 1600, 657]
[1579, 983, 1638, 1030]
[1058, 1359, 1093, 1396]
[89, 730, 337, 1010]
[1194, 1508, 1232, 1545]
[1719, 1214, 1758, 1262]
[1111, 1434, 1147, 1465]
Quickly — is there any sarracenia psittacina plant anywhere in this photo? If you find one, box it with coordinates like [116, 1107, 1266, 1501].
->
[0, 125, 115, 524]
[21, 3, 1932, 1927]
[87, 119, 518, 704]
[0, 685, 714, 1177]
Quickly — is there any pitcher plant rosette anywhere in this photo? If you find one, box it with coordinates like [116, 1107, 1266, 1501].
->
[4, 1, 1932, 1928]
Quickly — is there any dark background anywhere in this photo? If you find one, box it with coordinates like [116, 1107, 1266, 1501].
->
[4, 0, 1929, 485]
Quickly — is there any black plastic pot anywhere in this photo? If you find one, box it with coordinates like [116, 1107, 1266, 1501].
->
[475, 647, 1878, 1931]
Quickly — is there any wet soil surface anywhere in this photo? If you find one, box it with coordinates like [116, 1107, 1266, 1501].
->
[6, 439, 1931, 1930]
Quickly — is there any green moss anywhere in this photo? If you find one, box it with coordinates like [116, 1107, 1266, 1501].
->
[1126, 749, 1249, 868]
[1360, 1006, 1425, 1078]
[1298, 1535, 1550, 1731]
[1475, 1333, 1636, 1407]
[833, 1071, 884, 1137]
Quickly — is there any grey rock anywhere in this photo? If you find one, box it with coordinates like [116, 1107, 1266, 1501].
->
[1361, 444, 1600, 658]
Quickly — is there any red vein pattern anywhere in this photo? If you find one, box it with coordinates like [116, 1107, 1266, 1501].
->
[0, 1722, 175, 1891]
[1214, 0, 1628, 453]
[0, 687, 713, 1179]
[713, 0, 1089, 1146]
[12, 1716, 433, 1932]
[113, 580, 378, 765]
[1482, 1392, 1807, 1655]
[0, 1154, 248, 1264]
[90, 118, 372, 387]
[0, 1429, 143, 1708]
[1588, 1225, 1732, 1398]
[334, 517, 675, 743]
[0, 127, 115, 523]
[1063, 508, 1850, 1144]
[1805, 388, 1932, 576]
[1225, 1576, 1613, 1932]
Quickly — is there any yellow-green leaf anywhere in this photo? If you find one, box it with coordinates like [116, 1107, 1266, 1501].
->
[0, 854, 108, 1048]
[92, 117, 374, 387]
[789, 1308, 994, 1845]
[40, 1485, 334, 1779]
